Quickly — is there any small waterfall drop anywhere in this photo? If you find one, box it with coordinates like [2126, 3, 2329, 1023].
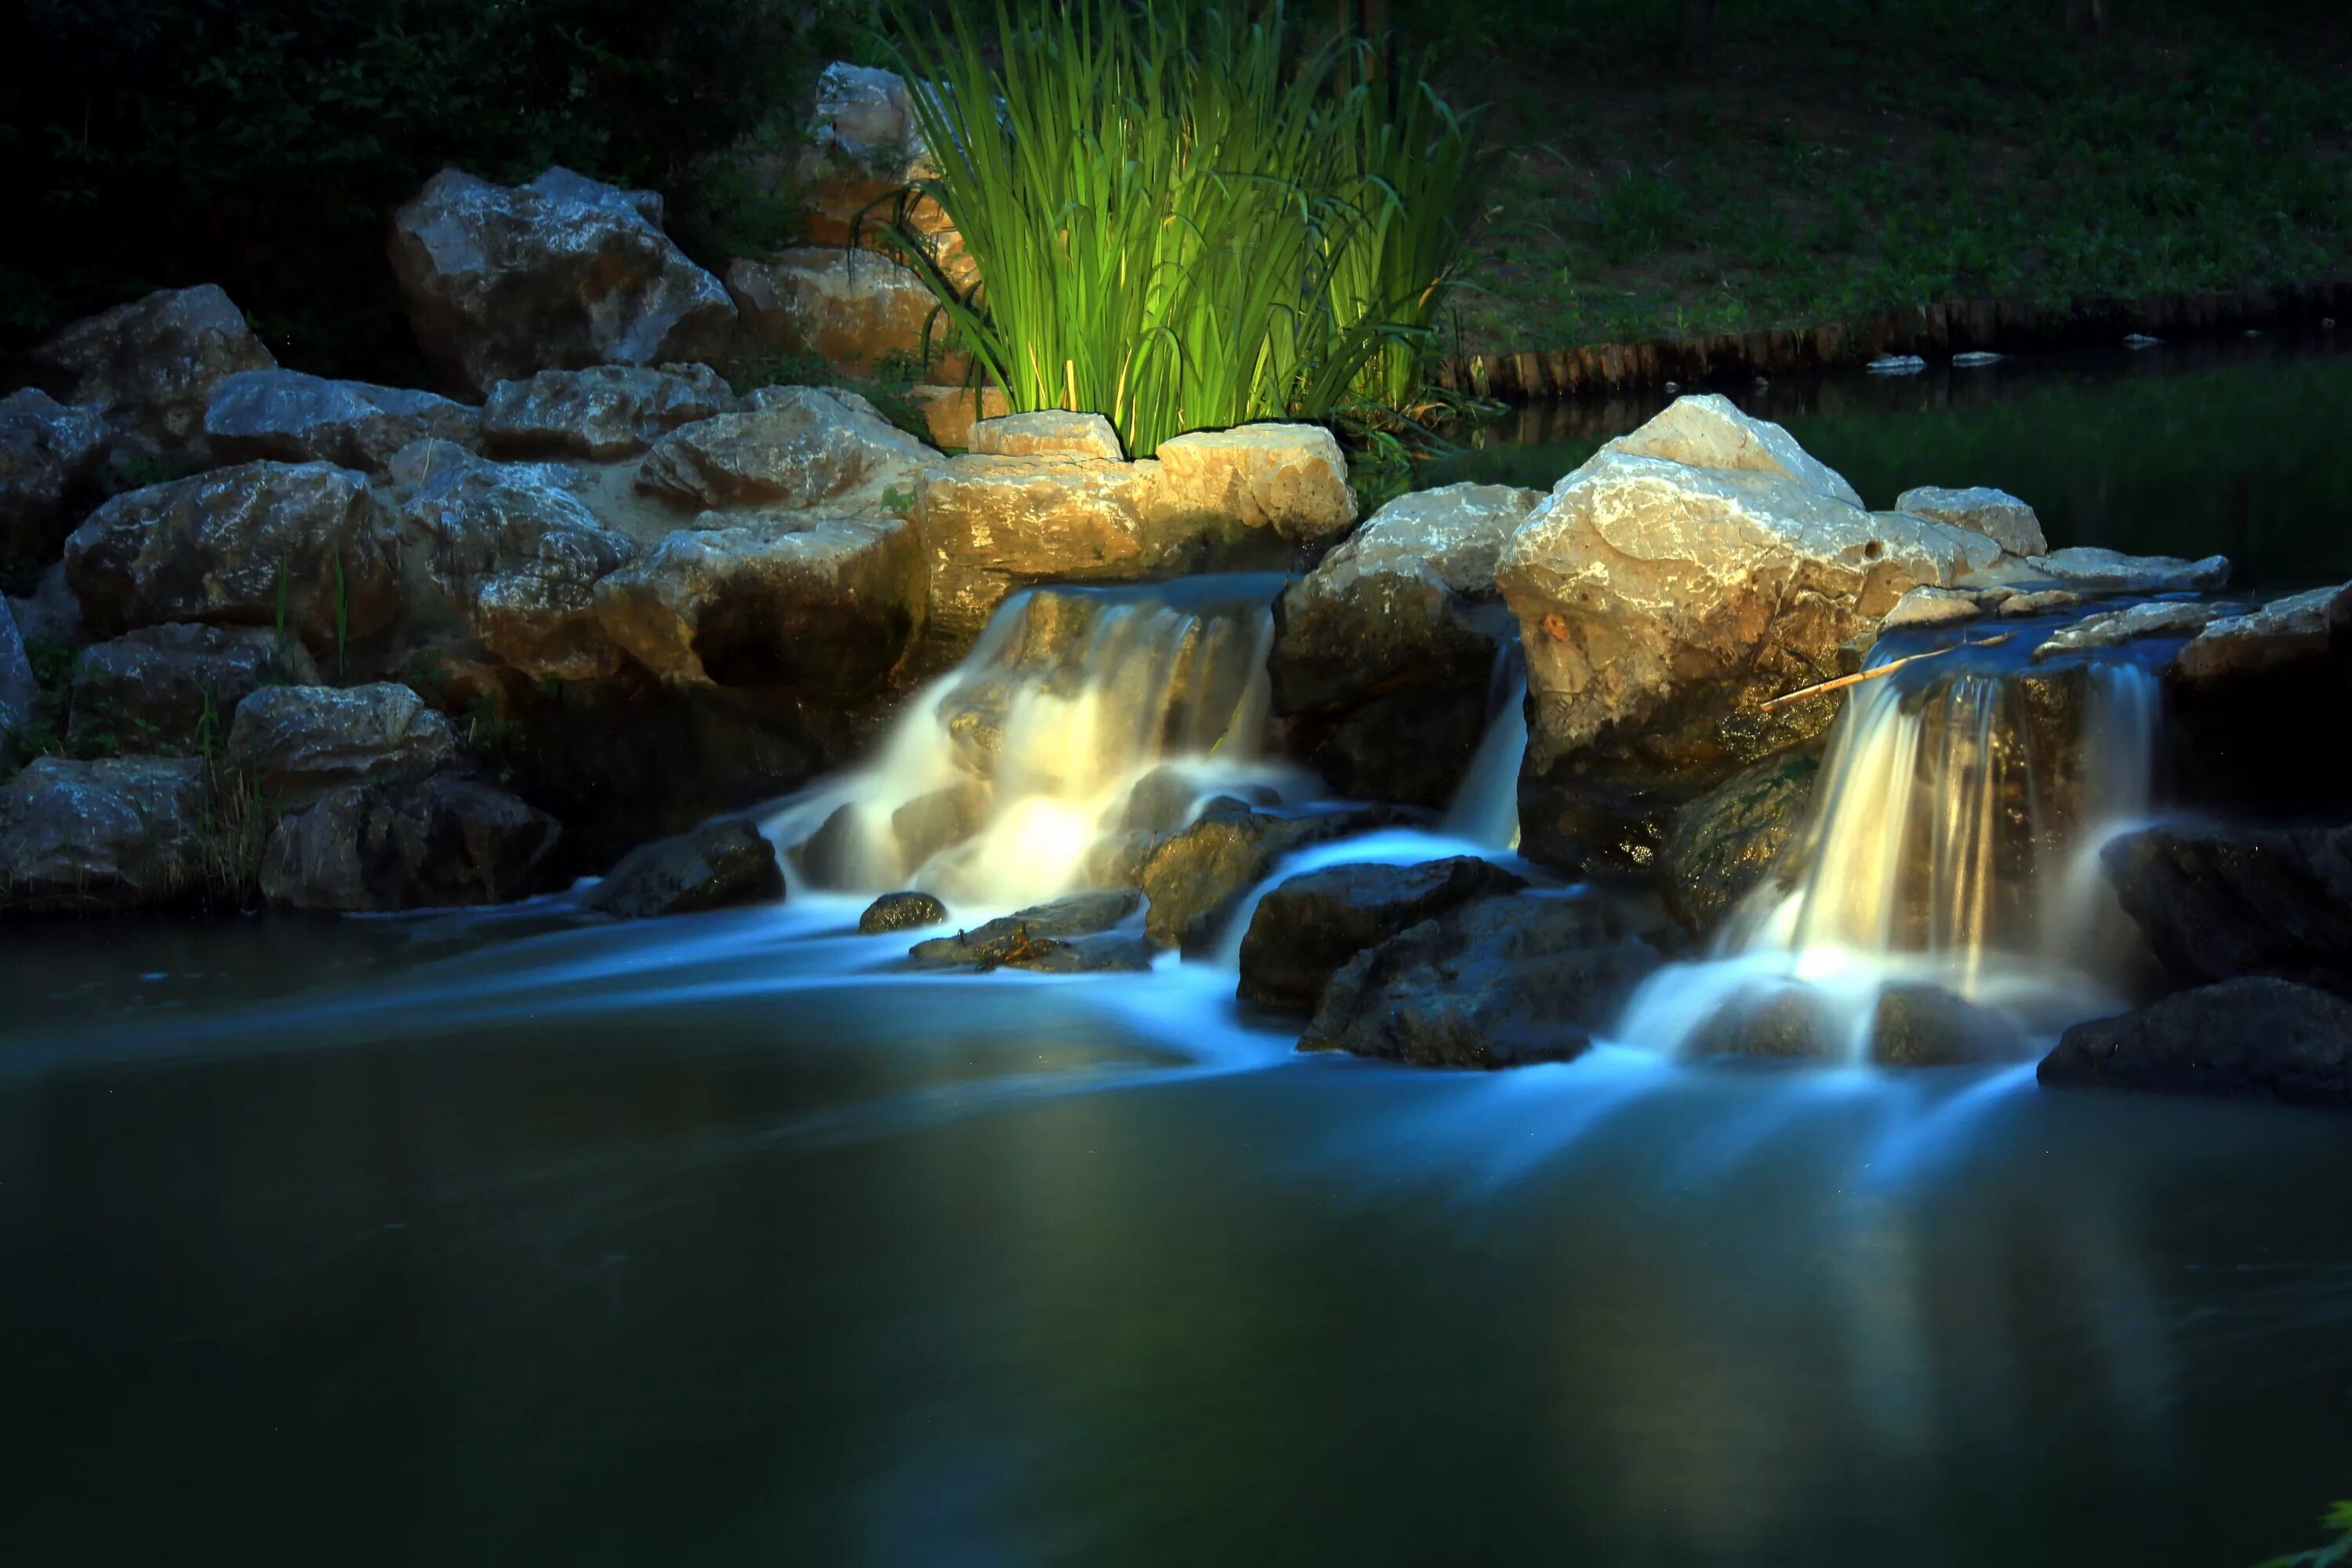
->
[764, 575, 1312, 911]
[1620, 615, 2172, 1064]
[1443, 643, 1527, 852]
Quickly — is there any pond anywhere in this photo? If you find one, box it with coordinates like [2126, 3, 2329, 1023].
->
[7, 343, 2352, 1566]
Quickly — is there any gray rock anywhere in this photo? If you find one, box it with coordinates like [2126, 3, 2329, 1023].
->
[202, 369, 480, 475]
[0, 594, 35, 757]
[0, 756, 210, 912]
[2102, 822, 2352, 993]
[389, 167, 736, 397]
[2038, 978, 2352, 1107]
[907, 889, 1142, 969]
[859, 890, 948, 934]
[64, 461, 400, 655]
[2024, 546, 2231, 594]
[0, 389, 112, 558]
[2172, 585, 2343, 685]
[2032, 598, 2244, 659]
[1658, 746, 1820, 937]
[70, 624, 318, 754]
[6, 561, 85, 647]
[1139, 800, 1402, 954]
[1870, 984, 2023, 1065]
[478, 363, 740, 459]
[260, 773, 562, 912]
[1301, 894, 1664, 1068]
[581, 818, 784, 919]
[226, 684, 458, 811]
[1893, 485, 2048, 557]
[25, 285, 274, 457]
[1236, 857, 1527, 1011]
[634, 385, 935, 511]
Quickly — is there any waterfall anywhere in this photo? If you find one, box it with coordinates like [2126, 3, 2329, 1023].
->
[1620, 621, 2169, 1064]
[1443, 643, 1527, 852]
[763, 575, 1312, 911]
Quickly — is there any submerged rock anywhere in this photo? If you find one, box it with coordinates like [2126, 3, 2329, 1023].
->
[478, 364, 739, 460]
[390, 167, 736, 397]
[203, 369, 480, 475]
[1870, 984, 2023, 1066]
[858, 890, 948, 934]
[25, 284, 274, 458]
[1301, 893, 1664, 1069]
[0, 389, 111, 559]
[2038, 977, 2352, 1107]
[635, 385, 935, 512]
[1657, 746, 1820, 937]
[227, 684, 457, 811]
[0, 756, 210, 912]
[1893, 485, 2048, 557]
[69, 624, 319, 754]
[1686, 986, 1835, 1060]
[260, 773, 562, 912]
[2102, 822, 2352, 993]
[581, 818, 784, 920]
[1139, 800, 1400, 954]
[1236, 857, 1528, 1012]
[907, 889, 1144, 969]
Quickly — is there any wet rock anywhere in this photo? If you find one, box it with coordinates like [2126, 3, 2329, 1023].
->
[260, 772, 562, 912]
[581, 818, 783, 919]
[2102, 822, 2352, 993]
[1893, 485, 2048, 557]
[1882, 585, 1984, 630]
[478, 364, 739, 459]
[69, 624, 318, 754]
[2038, 977, 2352, 1107]
[636, 385, 935, 511]
[2172, 585, 2342, 684]
[390, 167, 736, 397]
[1236, 856, 1528, 1011]
[227, 684, 457, 811]
[1995, 589, 2081, 617]
[1301, 893, 1664, 1069]
[859, 890, 948, 934]
[0, 756, 209, 912]
[203, 369, 480, 476]
[907, 889, 1143, 969]
[383, 443, 639, 681]
[724, 251, 963, 379]
[590, 511, 921, 694]
[1117, 764, 1211, 835]
[2165, 585, 2352, 821]
[1870, 983, 2023, 1065]
[0, 596, 35, 756]
[888, 780, 990, 871]
[0, 389, 111, 559]
[969, 412, 1125, 463]
[64, 461, 400, 654]
[1139, 800, 1403, 954]
[1610, 394, 1864, 510]
[1686, 986, 1835, 1059]
[2023, 546, 2230, 595]
[1270, 482, 1539, 806]
[25, 285, 274, 458]
[2031, 598, 2244, 659]
[1152, 423, 1356, 548]
[1659, 746, 1820, 937]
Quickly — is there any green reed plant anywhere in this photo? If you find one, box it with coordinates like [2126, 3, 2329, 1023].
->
[877, 0, 1486, 457]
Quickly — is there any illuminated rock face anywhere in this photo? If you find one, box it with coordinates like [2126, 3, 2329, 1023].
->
[204, 369, 481, 477]
[479, 365, 739, 461]
[725, 252, 966, 381]
[967, 412, 1124, 463]
[25, 285, 274, 461]
[1893, 484, 2048, 557]
[635, 385, 935, 512]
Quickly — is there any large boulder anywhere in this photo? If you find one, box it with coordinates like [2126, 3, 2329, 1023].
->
[1609, 394, 1864, 508]
[227, 684, 457, 811]
[0, 389, 111, 559]
[389, 168, 736, 397]
[2172, 585, 2339, 684]
[789, 63, 973, 289]
[1893, 485, 2048, 557]
[591, 511, 922, 694]
[1236, 856, 1528, 1011]
[24, 285, 274, 458]
[2165, 583, 2352, 820]
[1152, 424, 1356, 548]
[2038, 977, 2352, 1107]
[64, 461, 401, 654]
[2101, 822, 2352, 993]
[0, 756, 210, 913]
[1269, 482, 1538, 806]
[1301, 893, 1666, 1068]
[260, 772, 562, 912]
[1869, 984, 2023, 1066]
[477, 364, 739, 460]
[635, 385, 935, 511]
[906, 889, 1148, 971]
[69, 624, 318, 755]
[724, 250, 964, 379]
[202, 369, 479, 476]
[1657, 745, 1820, 937]
[381, 442, 640, 681]
[579, 818, 783, 919]
[1138, 800, 1399, 953]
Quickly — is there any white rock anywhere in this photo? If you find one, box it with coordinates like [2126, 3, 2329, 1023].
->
[1595, 394, 1864, 509]
[2172, 584, 2345, 684]
[2032, 599, 2246, 660]
[1893, 485, 2049, 557]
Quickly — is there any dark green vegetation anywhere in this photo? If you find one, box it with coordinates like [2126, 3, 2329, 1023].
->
[1395, 0, 2352, 354]
[2264, 1500, 2352, 1568]
[4, 0, 815, 379]
[880, 1, 1491, 456]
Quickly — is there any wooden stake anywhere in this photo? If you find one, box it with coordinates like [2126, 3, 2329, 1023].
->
[1757, 633, 2013, 713]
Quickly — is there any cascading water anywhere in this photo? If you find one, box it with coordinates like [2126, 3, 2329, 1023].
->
[1442, 642, 1527, 852]
[1617, 614, 2173, 1064]
[763, 575, 1313, 911]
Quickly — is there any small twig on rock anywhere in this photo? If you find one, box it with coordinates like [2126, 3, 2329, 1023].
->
[1758, 633, 2013, 713]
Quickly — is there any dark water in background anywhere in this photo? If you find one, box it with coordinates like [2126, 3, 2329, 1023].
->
[1430, 331, 2352, 588]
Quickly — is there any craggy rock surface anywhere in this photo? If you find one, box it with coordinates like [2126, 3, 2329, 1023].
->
[580, 818, 784, 919]
[203, 369, 480, 475]
[70, 624, 319, 754]
[1152, 424, 1357, 547]
[2032, 598, 2242, 659]
[2172, 586, 2340, 684]
[0, 389, 111, 557]
[0, 756, 210, 912]
[724, 251, 963, 379]
[1881, 585, 1985, 630]
[2103, 822, 2352, 993]
[1237, 856, 1527, 1011]
[968, 412, 1125, 463]
[1608, 394, 1865, 508]
[1140, 800, 1401, 954]
[1657, 746, 1820, 937]
[261, 773, 562, 912]
[1270, 483, 1539, 806]
[2038, 977, 2352, 1107]
[65, 461, 400, 653]
[390, 168, 735, 397]
[2165, 583, 2352, 821]
[1870, 984, 2023, 1066]
[908, 890, 1146, 971]
[1893, 485, 2048, 557]
[2020, 546, 2230, 594]
[478, 364, 739, 459]
[227, 684, 458, 811]
[26, 284, 274, 457]
[858, 890, 948, 934]
[1301, 893, 1665, 1068]
[636, 386, 935, 511]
